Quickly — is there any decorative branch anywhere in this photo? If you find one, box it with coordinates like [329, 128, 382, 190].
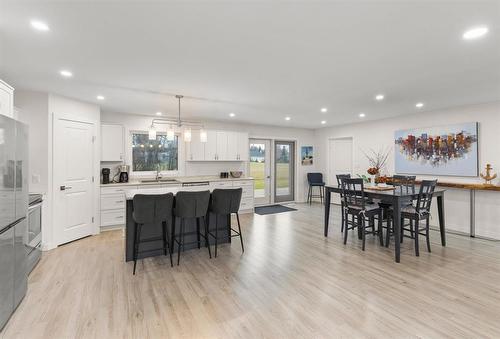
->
[361, 147, 391, 171]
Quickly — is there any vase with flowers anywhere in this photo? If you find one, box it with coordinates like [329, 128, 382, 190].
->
[362, 147, 390, 186]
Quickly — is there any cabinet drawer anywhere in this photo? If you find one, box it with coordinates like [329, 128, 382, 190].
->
[239, 198, 254, 211]
[101, 186, 130, 195]
[211, 181, 233, 188]
[241, 187, 254, 198]
[232, 180, 253, 188]
[101, 194, 126, 211]
[101, 209, 125, 226]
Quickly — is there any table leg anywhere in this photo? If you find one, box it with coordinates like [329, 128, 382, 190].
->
[437, 194, 446, 246]
[393, 197, 401, 263]
[324, 188, 331, 237]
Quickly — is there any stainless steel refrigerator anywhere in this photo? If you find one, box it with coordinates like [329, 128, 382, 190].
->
[0, 115, 28, 330]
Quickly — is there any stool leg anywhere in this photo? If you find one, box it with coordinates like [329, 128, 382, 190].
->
[133, 223, 142, 275]
[203, 215, 212, 258]
[215, 214, 218, 258]
[177, 218, 184, 265]
[171, 218, 176, 256]
[361, 217, 366, 251]
[386, 214, 391, 248]
[163, 220, 173, 267]
[196, 217, 201, 249]
[236, 212, 244, 253]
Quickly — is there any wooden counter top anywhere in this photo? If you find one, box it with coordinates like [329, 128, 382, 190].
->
[431, 182, 500, 191]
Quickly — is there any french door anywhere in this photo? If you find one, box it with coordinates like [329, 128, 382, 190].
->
[274, 141, 295, 203]
[249, 139, 272, 205]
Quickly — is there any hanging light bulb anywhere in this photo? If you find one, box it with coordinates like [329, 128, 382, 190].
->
[184, 128, 192, 142]
[200, 129, 207, 143]
[148, 124, 157, 140]
[167, 125, 175, 141]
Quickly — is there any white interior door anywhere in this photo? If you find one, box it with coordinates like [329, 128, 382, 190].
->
[53, 118, 95, 245]
[328, 137, 353, 204]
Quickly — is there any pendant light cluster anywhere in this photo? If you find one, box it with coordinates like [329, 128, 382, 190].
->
[148, 95, 207, 143]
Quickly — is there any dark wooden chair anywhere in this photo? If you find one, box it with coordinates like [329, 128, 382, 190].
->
[207, 188, 244, 257]
[132, 193, 174, 274]
[336, 174, 351, 232]
[400, 180, 437, 256]
[307, 173, 325, 204]
[173, 190, 212, 265]
[341, 178, 384, 250]
[381, 175, 416, 246]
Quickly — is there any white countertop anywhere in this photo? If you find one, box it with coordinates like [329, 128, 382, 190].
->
[101, 175, 254, 187]
[125, 186, 214, 200]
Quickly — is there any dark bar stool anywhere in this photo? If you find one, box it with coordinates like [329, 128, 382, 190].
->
[336, 174, 351, 232]
[132, 193, 174, 275]
[307, 173, 325, 204]
[207, 188, 244, 257]
[172, 190, 212, 265]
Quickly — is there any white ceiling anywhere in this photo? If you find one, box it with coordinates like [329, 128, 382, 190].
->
[1, 0, 499, 128]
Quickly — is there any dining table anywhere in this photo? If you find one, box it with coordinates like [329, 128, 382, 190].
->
[324, 185, 446, 263]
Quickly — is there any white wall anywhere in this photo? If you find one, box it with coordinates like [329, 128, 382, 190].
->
[314, 101, 500, 239]
[101, 112, 317, 202]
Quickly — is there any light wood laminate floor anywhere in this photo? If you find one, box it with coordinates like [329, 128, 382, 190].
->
[2, 203, 500, 338]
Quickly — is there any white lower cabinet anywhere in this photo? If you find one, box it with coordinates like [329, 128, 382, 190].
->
[100, 186, 131, 228]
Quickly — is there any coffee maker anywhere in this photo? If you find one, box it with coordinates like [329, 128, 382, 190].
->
[101, 168, 111, 184]
[119, 165, 129, 183]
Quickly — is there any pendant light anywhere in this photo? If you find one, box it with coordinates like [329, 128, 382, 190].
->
[184, 128, 192, 142]
[200, 129, 207, 143]
[148, 124, 157, 140]
[166, 125, 175, 141]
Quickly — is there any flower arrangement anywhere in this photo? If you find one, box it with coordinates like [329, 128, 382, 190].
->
[362, 147, 391, 184]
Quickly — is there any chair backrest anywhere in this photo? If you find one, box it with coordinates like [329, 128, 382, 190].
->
[392, 175, 416, 195]
[132, 193, 174, 224]
[174, 190, 210, 218]
[307, 173, 323, 185]
[336, 174, 351, 187]
[415, 180, 437, 214]
[341, 178, 366, 210]
[210, 188, 242, 215]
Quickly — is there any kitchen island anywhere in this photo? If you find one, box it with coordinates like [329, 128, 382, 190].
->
[122, 179, 253, 262]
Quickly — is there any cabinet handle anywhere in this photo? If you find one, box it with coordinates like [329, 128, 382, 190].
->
[116, 201, 124, 203]
[116, 216, 124, 219]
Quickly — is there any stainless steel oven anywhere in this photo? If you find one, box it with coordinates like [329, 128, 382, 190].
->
[27, 194, 42, 274]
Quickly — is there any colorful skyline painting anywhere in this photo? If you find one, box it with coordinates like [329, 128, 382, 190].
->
[394, 122, 478, 176]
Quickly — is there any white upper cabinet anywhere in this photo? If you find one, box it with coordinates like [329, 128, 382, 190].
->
[237, 132, 249, 161]
[216, 131, 228, 160]
[101, 124, 124, 162]
[0, 79, 14, 118]
[186, 130, 205, 160]
[186, 130, 248, 161]
[205, 130, 218, 161]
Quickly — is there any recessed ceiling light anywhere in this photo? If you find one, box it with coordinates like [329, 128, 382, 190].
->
[30, 20, 50, 32]
[359, 113, 366, 118]
[463, 26, 489, 40]
[155, 111, 162, 116]
[97, 95, 105, 100]
[375, 94, 385, 101]
[229, 112, 235, 117]
[60, 70, 73, 78]
[320, 107, 328, 113]
[321, 120, 326, 124]
[285, 116, 291, 121]
[415, 102, 424, 108]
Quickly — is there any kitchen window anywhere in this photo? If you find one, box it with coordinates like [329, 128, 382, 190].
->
[131, 133, 178, 172]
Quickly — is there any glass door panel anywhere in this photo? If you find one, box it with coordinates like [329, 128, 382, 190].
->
[250, 139, 271, 205]
[274, 141, 295, 202]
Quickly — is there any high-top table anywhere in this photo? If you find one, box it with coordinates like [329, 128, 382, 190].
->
[324, 185, 446, 263]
